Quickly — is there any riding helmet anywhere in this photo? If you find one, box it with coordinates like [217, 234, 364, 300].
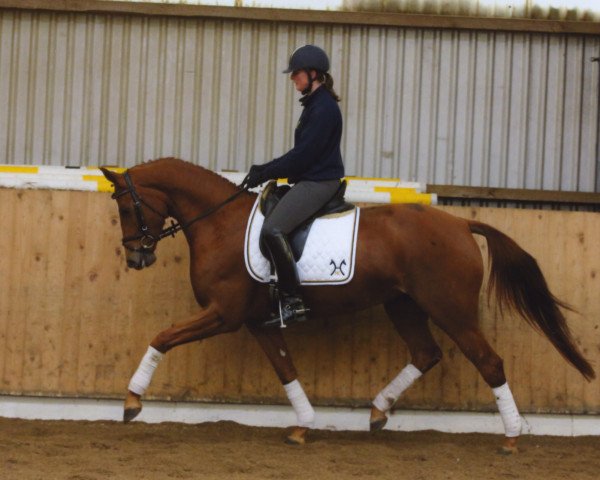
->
[283, 45, 330, 74]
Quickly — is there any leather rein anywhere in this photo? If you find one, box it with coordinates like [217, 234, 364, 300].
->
[112, 170, 249, 252]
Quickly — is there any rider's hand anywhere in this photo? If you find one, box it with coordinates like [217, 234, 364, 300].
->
[243, 164, 267, 189]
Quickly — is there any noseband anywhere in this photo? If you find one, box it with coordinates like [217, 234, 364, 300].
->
[111, 170, 249, 252]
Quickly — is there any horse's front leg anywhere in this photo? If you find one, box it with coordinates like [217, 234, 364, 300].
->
[247, 324, 314, 445]
[124, 306, 228, 422]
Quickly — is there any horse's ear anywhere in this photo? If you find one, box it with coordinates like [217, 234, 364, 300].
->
[100, 167, 121, 185]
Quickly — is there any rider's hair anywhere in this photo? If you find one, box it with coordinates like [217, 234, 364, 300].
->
[316, 71, 341, 102]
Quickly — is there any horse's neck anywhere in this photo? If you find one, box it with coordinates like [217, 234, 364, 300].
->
[142, 162, 238, 220]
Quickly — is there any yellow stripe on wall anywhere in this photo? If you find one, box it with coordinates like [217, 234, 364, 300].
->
[82, 175, 115, 193]
[374, 187, 434, 205]
[0, 165, 39, 174]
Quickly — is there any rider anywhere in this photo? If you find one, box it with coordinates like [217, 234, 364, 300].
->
[244, 45, 345, 326]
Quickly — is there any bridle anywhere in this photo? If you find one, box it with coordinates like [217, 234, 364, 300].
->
[112, 170, 249, 252]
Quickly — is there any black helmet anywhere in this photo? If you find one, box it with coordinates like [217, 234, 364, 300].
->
[283, 45, 330, 74]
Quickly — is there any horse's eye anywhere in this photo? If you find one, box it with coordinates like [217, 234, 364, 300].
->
[119, 208, 130, 216]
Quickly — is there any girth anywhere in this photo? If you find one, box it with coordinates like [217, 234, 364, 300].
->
[259, 180, 355, 261]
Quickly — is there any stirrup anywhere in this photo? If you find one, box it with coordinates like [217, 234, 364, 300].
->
[263, 295, 310, 328]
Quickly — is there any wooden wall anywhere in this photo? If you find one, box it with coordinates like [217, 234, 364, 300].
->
[1, 188, 598, 414]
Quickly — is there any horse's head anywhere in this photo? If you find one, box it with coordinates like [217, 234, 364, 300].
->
[101, 167, 169, 270]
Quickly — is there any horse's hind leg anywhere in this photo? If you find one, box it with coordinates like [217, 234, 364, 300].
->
[371, 295, 443, 431]
[430, 302, 522, 454]
[247, 324, 312, 445]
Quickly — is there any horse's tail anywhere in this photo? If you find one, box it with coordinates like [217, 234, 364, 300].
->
[469, 220, 595, 381]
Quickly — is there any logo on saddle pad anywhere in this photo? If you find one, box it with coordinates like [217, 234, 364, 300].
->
[330, 259, 347, 276]
[244, 196, 360, 286]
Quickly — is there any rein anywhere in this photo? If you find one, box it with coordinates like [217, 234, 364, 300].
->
[113, 170, 250, 251]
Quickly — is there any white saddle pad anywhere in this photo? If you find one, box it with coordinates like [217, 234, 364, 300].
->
[244, 196, 360, 285]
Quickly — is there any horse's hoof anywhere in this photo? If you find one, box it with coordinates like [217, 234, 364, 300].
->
[369, 406, 388, 432]
[370, 417, 388, 432]
[285, 427, 308, 445]
[285, 436, 304, 445]
[498, 436, 519, 455]
[123, 391, 142, 423]
[123, 407, 142, 423]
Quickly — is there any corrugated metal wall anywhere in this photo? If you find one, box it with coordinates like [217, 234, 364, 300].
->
[0, 9, 598, 190]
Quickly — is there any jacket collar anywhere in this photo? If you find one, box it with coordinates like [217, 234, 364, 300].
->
[299, 84, 326, 106]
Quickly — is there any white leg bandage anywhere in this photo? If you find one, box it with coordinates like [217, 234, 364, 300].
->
[493, 382, 522, 437]
[373, 364, 422, 412]
[284, 379, 315, 428]
[128, 346, 164, 396]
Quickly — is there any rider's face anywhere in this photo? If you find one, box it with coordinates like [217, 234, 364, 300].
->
[290, 69, 314, 92]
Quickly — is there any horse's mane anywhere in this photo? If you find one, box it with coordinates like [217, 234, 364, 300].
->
[132, 157, 239, 190]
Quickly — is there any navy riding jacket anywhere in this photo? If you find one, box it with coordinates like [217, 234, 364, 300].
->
[260, 86, 345, 184]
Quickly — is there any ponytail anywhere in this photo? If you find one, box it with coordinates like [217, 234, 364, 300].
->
[317, 72, 341, 102]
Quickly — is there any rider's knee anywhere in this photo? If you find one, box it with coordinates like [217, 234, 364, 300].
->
[260, 224, 286, 251]
[261, 222, 283, 240]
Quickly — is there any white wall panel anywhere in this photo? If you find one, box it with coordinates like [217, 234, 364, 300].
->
[0, 10, 598, 191]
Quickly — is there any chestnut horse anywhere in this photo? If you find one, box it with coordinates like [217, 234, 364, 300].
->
[100, 158, 593, 453]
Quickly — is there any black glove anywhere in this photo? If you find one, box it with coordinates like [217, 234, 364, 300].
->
[242, 164, 268, 189]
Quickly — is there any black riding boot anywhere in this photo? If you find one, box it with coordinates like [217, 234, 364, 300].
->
[262, 232, 309, 327]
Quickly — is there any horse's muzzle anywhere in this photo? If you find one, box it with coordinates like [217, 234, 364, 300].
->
[126, 250, 157, 270]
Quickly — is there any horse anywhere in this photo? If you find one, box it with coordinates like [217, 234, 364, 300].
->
[100, 157, 594, 453]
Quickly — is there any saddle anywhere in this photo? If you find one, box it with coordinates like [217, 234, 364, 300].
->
[259, 180, 355, 261]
